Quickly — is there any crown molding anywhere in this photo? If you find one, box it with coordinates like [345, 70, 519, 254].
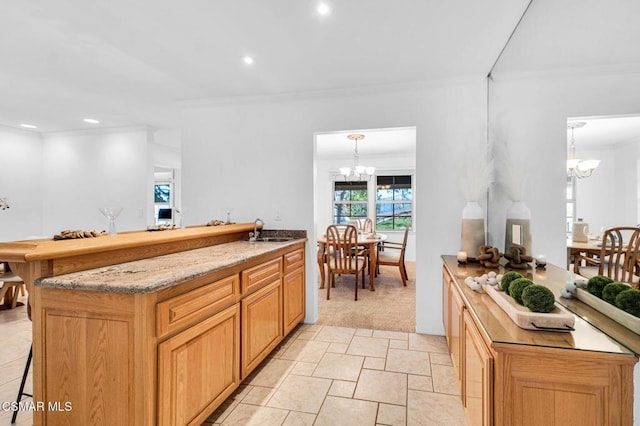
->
[40, 125, 153, 139]
[178, 75, 487, 109]
[490, 62, 640, 83]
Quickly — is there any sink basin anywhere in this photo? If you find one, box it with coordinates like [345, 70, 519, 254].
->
[254, 237, 293, 242]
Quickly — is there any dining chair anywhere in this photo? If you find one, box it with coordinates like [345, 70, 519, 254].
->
[574, 226, 640, 287]
[325, 224, 367, 300]
[362, 218, 374, 234]
[376, 226, 410, 286]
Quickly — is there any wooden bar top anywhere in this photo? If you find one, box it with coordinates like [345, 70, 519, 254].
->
[0, 223, 256, 262]
[442, 255, 639, 357]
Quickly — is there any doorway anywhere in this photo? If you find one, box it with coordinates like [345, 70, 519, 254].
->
[313, 127, 417, 332]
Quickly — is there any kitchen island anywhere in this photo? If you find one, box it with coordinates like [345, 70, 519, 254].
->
[0, 224, 307, 425]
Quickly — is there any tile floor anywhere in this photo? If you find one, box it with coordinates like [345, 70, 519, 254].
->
[0, 300, 467, 425]
[202, 324, 467, 425]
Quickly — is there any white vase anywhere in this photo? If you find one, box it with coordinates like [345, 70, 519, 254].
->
[504, 201, 532, 256]
[461, 201, 485, 259]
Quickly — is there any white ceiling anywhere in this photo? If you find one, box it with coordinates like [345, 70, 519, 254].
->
[316, 127, 416, 159]
[1, 1, 530, 133]
[568, 116, 640, 148]
[2, 0, 640, 151]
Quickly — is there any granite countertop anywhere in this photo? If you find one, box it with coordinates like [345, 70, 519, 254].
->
[35, 239, 305, 294]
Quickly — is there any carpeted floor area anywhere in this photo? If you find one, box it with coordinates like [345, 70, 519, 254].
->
[317, 262, 416, 332]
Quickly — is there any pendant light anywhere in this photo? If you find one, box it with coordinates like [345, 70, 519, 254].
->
[340, 134, 376, 180]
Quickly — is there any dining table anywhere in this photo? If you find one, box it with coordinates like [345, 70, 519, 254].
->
[317, 233, 387, 292]
[566, 238, 603, 271]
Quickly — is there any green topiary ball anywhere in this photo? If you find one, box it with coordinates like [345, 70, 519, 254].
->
[615, 288, 640, 318]
[509, 277, 534, 305]
[521, 284, 556, 313]
[602, 282, 631, 305]
[586, 275, 614, 299]
[500, 271, 523, 293]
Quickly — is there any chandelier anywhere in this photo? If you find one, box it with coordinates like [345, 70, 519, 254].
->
[567, 122, 600, 179]
[339, 134, 375, 181]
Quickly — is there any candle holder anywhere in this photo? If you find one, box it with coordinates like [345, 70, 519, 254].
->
[535, 254, 547, 269]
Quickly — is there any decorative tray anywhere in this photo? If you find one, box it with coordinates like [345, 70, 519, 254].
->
[572, 288, 640, 335]
[483, 284, 575, 332]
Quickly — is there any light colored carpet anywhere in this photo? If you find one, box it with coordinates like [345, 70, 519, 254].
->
[317, 262, 416, 332]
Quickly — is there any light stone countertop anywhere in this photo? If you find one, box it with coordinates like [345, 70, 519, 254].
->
[35, 239, 305, 294]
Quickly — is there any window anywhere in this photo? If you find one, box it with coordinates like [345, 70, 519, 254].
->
[376, 175, 412, 230]
[154, 182, 173, 223]
[333, 181, 368, 224]
[566, 175, 576, 237]
[154, 183, 171, 204]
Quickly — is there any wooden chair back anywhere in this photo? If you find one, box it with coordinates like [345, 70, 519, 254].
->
[362, 218, 374, 234]
[326, 224, 361, 274]
[600, 226, 640, 285]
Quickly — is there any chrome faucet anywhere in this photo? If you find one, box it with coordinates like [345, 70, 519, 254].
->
[250, 218, 264, 242]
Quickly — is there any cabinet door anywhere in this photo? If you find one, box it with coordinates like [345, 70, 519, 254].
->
[283, 266, 305, 335]
[241, 279, 283, 378]
[463, 310, 493, 426]
[450, 281, 464, 387]
[158, 303, 240, 426]
[442, 269, 451, 348]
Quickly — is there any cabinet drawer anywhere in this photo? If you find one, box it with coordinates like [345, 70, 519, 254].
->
[156, 274, 239, 338]
[241, 258, 282, 295]
[284, 249, 304, 273]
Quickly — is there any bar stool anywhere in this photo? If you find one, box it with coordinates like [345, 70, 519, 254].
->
[1, 263, 32, 423]
[0, 273, 26, 309]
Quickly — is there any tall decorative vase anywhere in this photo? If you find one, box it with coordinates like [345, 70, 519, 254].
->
[504, 201, 531, 255]
[461, 201, 486, 259]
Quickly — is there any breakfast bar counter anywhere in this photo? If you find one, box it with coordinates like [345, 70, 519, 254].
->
[0, 224, 307, 425]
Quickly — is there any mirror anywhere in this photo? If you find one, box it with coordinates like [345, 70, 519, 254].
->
[566, 115, 640, 240]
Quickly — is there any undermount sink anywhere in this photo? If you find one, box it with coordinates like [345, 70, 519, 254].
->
[253, 237, 293, 242]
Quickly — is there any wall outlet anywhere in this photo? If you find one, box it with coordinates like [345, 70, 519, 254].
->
[138, 208, 144, 218]
[274, 210, 282, 221]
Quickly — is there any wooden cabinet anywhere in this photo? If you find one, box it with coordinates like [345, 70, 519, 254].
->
[158, 304, 240, 426]
[463, 310, 492, 426]
[442, 257, 637, 426]
[449, 280, 464, 387]
[283, 249, 305, 336]
[241, 279, 283, 378]
[31, 237, 306, 426]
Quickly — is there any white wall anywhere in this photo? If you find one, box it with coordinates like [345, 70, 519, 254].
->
[40, 127, 153, 235]
[489, 70, 640, 424]
[574, 142, 640, 235]
[0, 128, 43, 241]
[181, 81, 488, 334]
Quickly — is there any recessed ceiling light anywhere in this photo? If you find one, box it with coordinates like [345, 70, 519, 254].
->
[317, 2, 331, 16]
[20, 124, 37, 129]
[83, 118, 100, 124]
[242, 56, 255, 65]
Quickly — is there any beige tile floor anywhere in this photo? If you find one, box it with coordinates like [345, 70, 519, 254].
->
[202, 324, 467, 426]
[0, 298, 467, 426]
